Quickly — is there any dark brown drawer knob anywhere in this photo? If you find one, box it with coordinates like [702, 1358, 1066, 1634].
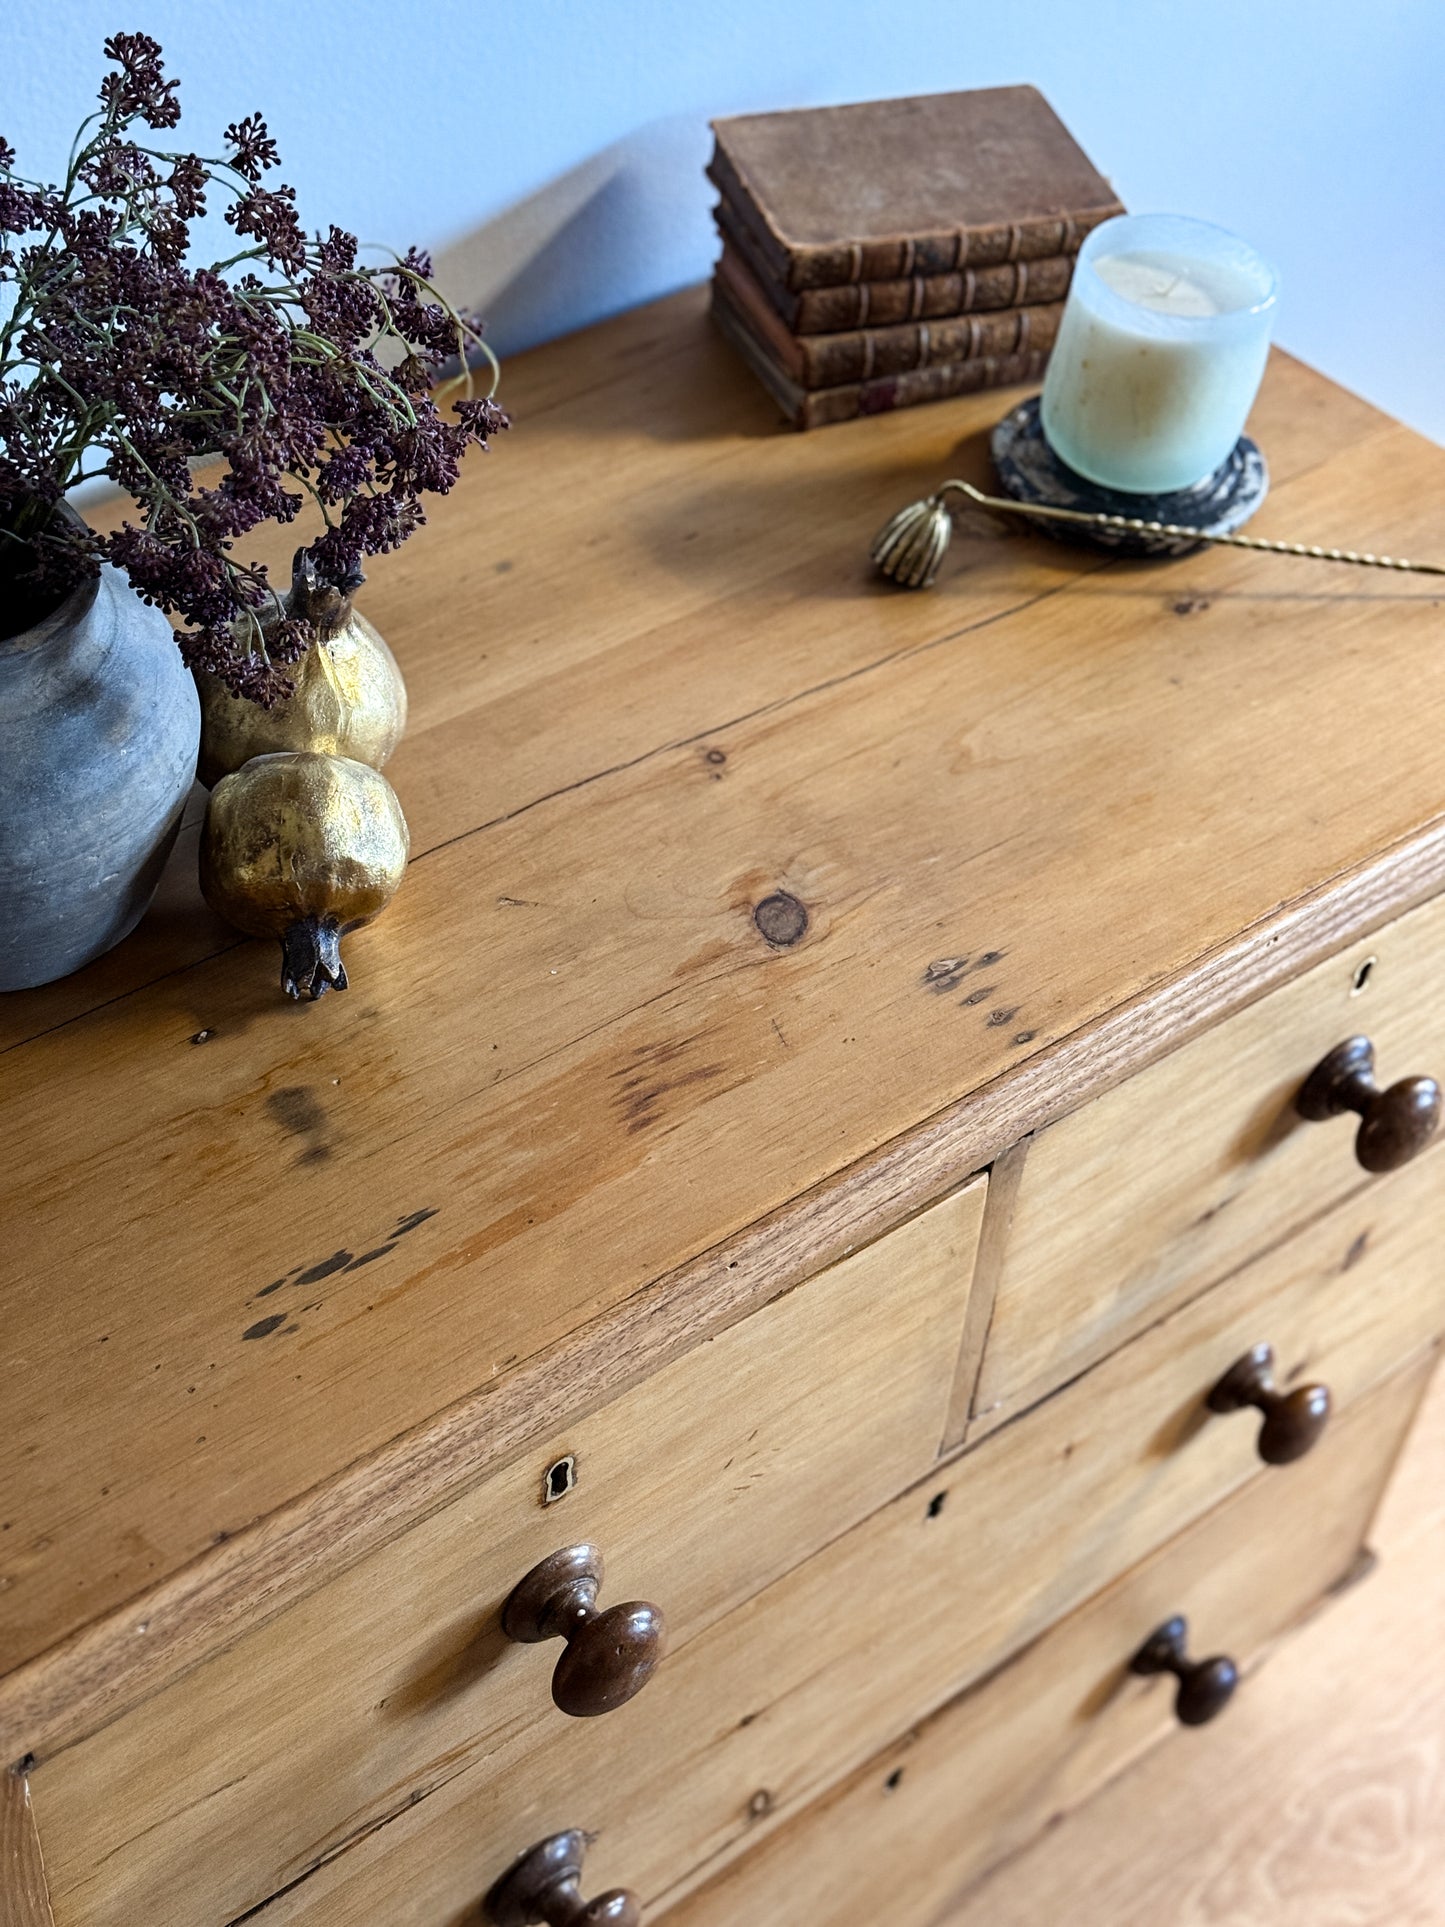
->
[502, 1544, 664, 1718]
[485, 1829, 641, 1926]
[1296, 1035, 1441, 1172]
[1206, 1342, 1331, 1464]
[1130, 1615, 1238, 1727]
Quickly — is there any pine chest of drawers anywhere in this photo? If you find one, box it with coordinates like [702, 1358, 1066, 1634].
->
[4, 288, 1444, 1927]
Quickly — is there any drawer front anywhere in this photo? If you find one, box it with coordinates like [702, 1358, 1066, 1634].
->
[660, 1350, 1434, 1927]
[970, 892, 1445, 1437]
[224, 1156, 1445, 1925]
[33, 1180, 986, 1927]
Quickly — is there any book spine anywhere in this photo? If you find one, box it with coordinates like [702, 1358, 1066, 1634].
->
[709, 147, 1121, 292]
[794, 209, 1118, 290]
[793, 254, 1078, 331]
[800, 348, 1051, 429]
[798, 302, 1064, 386]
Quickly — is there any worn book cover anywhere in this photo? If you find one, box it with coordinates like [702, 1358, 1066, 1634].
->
[715, 195, 1078, 332]
[710, 86, 1122, 292]
[711, 283, 1050, 429]
[716, 244, 1063, 387]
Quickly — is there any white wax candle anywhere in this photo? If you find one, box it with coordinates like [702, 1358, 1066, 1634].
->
[1041, 215, 1278, 495]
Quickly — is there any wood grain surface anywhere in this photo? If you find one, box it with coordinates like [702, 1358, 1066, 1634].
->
[971, 888, 1445, 1437]
[30, 1181, 984, 1927]
[0, 1772, 53, 1927]
[192, 1155, 1445, 1923]
[656, 1350, 1436, 1927]
[5, 287, 1445, 1761]
[940, 1351, 1445, 1927]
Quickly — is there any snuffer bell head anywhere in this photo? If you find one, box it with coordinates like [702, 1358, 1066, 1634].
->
[869, 492, 954, 589]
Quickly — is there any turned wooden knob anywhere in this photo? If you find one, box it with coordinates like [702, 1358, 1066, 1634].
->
[1130, 1615, 1238, 1727]
[485, 1830, 641, 1926]
[1206, 1341, 1331, 1464]
[1296, 1035, 1441, 1172]
[501, 1544, 664, 1717]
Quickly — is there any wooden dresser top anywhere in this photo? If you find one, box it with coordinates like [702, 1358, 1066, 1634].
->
[5, 285, 1445, 1751]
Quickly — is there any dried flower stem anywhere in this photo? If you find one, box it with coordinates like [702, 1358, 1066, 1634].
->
[0, 32, 508, 700]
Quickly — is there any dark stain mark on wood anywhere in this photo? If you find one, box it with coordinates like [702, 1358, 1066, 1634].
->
[243, 1314, 287, 1341]
[494, 558, 513, 574]
[1172, 594, 1211, 615]
[345, 1243, 398, 1271]
[295, 1250, 355, 1286]
[923, 956, 969, 993]
[619, 1061, 726, 1134]
[960, 986, 995, 1007]
[266, 1087, 328, 1138]
[747, 1789, 774, 1819]
[244, 1210, 438, 1322]
[251, 1264, 305, 1303]
[924, 948, 1007, 996]
[265, 1086, 333, 1165]
[986, 1007, 1020, 1028]
[754, 892, 808, 947]
[884, 1767, 905, 1792]
[1192, 1194, 1234, 1228]
[1343, 1229, 1370, 1271]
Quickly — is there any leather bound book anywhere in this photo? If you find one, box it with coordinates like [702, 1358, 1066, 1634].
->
[710, 87, 1122, 293]
[713, 194, 1080, 333]
[716, 243, 1064, 388]
[711, 281, 1050, 430]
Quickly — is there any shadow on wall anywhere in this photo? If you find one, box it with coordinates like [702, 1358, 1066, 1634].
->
[432, 116, 717, 361]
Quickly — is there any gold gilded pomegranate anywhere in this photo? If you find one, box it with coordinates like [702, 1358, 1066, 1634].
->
[200, 751, 410, 1000]
[195, 552, 407, 788]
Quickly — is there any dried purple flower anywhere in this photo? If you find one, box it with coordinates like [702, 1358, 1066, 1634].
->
[223, 112, 280, 181]
[100, 32, 181, 129]
[0, 33, 506, 702]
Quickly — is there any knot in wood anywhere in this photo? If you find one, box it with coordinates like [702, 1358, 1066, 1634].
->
[753, 892, 808, 947]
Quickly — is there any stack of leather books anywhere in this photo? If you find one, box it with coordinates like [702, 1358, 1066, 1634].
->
[709, 88, 1123, 429]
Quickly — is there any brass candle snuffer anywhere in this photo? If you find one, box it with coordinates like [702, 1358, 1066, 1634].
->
[871, 478, 1445, 591]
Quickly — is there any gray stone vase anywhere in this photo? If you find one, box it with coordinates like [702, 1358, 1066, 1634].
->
[0, 563, 200, 991]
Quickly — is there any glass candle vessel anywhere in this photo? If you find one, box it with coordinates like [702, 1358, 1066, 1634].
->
[1040, 213, 1278, 495]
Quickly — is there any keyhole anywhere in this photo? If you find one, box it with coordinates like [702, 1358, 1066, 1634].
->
[543, 1455, 576, 1504]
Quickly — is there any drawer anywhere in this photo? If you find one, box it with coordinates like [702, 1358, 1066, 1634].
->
[660, 1349, 1435, 1927]
[32, 1179, 986, 1927]
[969, 891, 1445, 1437]
[216, 1152, 1445, 1924]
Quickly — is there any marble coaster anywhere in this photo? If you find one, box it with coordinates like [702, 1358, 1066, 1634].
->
[989, 396, 1269, 557]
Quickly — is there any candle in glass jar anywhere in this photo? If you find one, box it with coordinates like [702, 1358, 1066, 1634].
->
[1041, 213, 1278, 494]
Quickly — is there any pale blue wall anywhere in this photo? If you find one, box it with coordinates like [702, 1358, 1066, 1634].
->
[4, 0, 1442, 439]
